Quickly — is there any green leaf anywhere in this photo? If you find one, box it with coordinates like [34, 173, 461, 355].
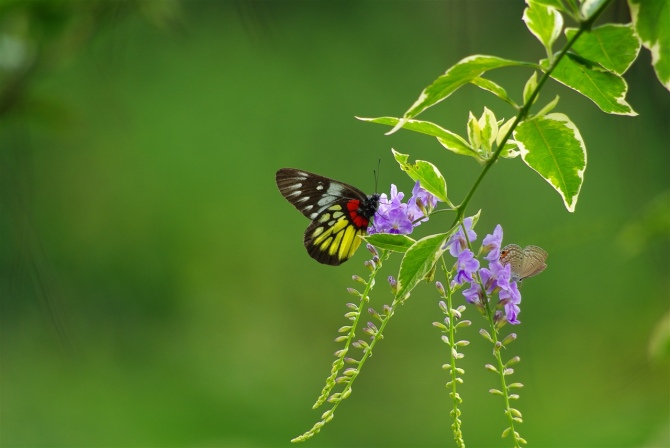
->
[565, 24, 641, 75]
[362, 233, 416, 253]
[629, 0, 670, 90]
[389, 55, 528, 133]
[395, 232, 452, 301]
[470, 77, 518, 107]
[513, 113, 586, 212]
[523, 0, 564, 55]
[545, 56, 637, 115]
[356, 116, 475, 158]
[467, 111, 481, 150]
[392, 149, 449, 204]
[531, 0, 565, 11]
[581, 0, 609, 20]
[478, 107, 498, 152]
[535, 94, 560, 116]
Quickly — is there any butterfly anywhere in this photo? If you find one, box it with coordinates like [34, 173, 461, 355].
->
[499, 244, 548, 282]
[276, 168, 380, 266]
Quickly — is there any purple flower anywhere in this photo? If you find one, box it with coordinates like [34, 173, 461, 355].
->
[462, 281, 482, 304]
[447, 223, 525, 326]
[368, 181, 440, 235]
[499, 281, 521, 324]
[407, 181, 439, 224]
[446, 216, 477, 257]
[453, 249, 479, 285]
[482, 224, 503, 261]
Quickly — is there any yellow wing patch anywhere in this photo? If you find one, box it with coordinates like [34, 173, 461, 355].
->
[304, 214, 365, 266]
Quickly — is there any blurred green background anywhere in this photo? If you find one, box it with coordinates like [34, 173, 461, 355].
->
[1, 1, 668, 447]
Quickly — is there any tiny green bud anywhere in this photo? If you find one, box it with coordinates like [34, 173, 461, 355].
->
[344, 311, 357, 320]
[436, 282, 446, 297]
[503, 368, 514, 376]
[364, 260, 375, 271]
[455, 340, 469, 347]
[505, 356, 521, 367]
[441, 335, 450, 344]
[489, 388, 503, 395]
[343, 368, 357, 376]
[433, 321, 448, 331]
[338, 326, 352, 333]
[485, 364, 498, 373]
[344, 357, 359, 364]
[509, 394, 520, 400]
[508, 382, 524, 389]
[346, 302, 358, 310]
[438, 300, 448, 314]
[352, 274, 365, 284]
[502, 427, 511, 438]
[334, 335, 347, 343]
[366, 243, 378, 257]
[455, 320, 471, 328]
[334, 349, 347, 357]
[479, 329, 493, 342]
[502, 333, 517, 345]
[456, 305, 466, 313]
[346, 287, 361, 296]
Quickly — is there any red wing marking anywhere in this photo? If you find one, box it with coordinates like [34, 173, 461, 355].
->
[346, 199, 369, 229]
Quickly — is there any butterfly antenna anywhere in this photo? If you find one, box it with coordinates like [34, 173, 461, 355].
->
[373, 158, 381, 193]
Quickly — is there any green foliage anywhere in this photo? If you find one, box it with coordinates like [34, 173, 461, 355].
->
[391, 149, 450, 204]
[291, 0, 669, 445]
[629, 0, 670, 89]
[362, 233, 415, 253]
[514, 113, 586, 212]
[394, 231, 453, 301]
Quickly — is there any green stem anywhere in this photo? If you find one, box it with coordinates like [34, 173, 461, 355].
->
[293, 250, 389, 443]
[440, 256, 466, 448]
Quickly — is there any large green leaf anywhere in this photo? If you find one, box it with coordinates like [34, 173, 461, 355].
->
[545, 56, 637, 115]
[523, 0, 563, 55]
[357, 116, 475, 159]
[565, 24, 641, 75]
[389, 55, 528, 133]
[629, 0, 670, 90]
[362, 233, 415, 253]
[395, 232, 452, 301]
[392, 149, 449, 204]
[513, 113, 586, 212]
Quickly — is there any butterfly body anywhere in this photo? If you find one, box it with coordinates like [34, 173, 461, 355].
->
[499, 244, 548, 282]
[276, 168, 379, 266]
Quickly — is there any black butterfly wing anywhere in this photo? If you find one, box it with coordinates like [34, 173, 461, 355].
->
[276, 168, 376, 266]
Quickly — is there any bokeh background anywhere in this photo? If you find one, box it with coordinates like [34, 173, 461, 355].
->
[1, 1, 668, 447]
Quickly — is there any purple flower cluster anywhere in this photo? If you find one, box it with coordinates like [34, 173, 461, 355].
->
[368, 181, 439, 235]
[447, 220, 522, 325]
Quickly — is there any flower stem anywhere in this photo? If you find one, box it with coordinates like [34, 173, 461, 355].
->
[439, 256, 466, 448]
